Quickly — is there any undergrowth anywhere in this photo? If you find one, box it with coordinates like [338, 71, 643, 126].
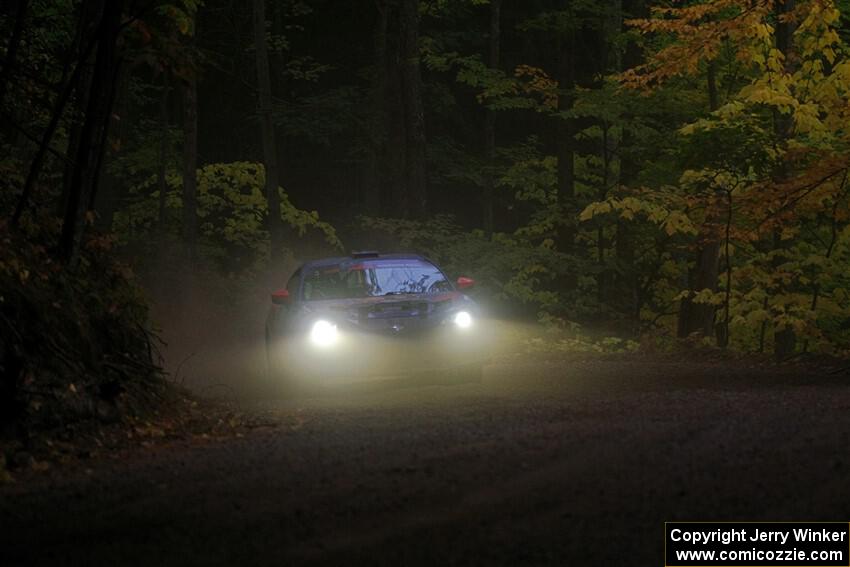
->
[0, 220, 165, 441]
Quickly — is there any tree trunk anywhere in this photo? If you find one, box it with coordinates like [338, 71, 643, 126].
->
[252, 0, 285, 271]
[772, 229, 795, 358]
[676, 240, 720, 339]
[803, 173, 846, 353]
[772, 0, 796, 360]
[555, 26, 576, 290]
[399, 0, 427, 219]
[58, 0, 123, 265]
[716, 187, 733, 348]
[482, 0, 501, 236]
[91, 61, 132, 229]
[157, 70, 171, 231]
[182, 67, 198, 265]
[596, 122, 611, 304]
[14, 1, 99, 226]
[270, 0, 289, 194]
[676, 62, 721, 339]
[616, 0, 647, 322]
[363, 0, 389, 213]
[0, 0, 28, 132]
[707, 59, 719, 113]
[385, 4, 406, 217]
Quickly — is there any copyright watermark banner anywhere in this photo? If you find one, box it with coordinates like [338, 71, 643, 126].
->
[665, 522, 850, 567]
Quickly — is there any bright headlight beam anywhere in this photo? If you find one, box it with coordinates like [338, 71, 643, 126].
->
[310, 319, 339, 347]
[454, 310, 473, 329]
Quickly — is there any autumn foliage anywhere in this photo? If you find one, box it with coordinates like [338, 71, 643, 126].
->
[577, 0, 850, 355]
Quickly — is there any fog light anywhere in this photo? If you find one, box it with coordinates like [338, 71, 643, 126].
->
[310, 320, 339, 347]
[454, 311, 473, 329]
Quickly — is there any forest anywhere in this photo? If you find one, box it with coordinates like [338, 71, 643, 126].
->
[2, 0, 850, 432]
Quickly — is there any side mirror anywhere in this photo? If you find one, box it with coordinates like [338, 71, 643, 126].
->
[271, 289, 291, 305]
[456, 276, 475, 290]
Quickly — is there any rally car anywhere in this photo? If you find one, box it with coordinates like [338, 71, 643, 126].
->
[265, 252, 487, 388]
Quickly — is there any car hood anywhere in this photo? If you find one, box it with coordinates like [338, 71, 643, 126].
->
[305, 292, 467, 335]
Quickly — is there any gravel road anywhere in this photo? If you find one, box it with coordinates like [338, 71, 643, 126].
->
[2, 357, 850, 566]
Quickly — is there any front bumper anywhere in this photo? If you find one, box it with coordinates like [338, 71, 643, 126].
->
[272, 323, 490, 380]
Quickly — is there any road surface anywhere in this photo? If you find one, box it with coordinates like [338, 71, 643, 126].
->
[2, 356, 849, 565]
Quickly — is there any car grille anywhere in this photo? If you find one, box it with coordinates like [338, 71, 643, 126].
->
[354, 301, 441, 336]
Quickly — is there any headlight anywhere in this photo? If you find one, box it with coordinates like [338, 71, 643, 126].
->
[453, 310, 473, 329]
[310, 319, 339, 347]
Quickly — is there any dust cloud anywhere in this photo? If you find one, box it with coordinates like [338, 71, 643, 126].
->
[138, 248, 298, 401]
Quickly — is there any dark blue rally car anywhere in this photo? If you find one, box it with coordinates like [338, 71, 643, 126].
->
[265, 252, 487, 385]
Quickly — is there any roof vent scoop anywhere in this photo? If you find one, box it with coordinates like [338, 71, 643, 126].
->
[351, 250, 380, 259]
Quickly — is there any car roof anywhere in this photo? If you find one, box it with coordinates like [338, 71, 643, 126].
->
[300, 253, 429, 271]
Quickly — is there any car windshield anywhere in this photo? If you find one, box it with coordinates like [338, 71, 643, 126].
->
[303, 259, 451, 300]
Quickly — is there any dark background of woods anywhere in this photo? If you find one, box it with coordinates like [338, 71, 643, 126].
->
[2, 0, 850, 378]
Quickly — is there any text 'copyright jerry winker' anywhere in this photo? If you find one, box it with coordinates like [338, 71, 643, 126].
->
[665, 522, 850, 567]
